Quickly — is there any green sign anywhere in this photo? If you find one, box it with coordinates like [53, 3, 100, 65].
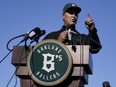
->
[27, 39, 72, 86]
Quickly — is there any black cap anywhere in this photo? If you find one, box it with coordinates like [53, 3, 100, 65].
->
[63, 3, 81, 14]
[102, 81, 111, 87]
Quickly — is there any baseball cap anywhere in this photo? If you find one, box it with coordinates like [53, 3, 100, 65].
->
[102, 81, 111, 87]
[63, 3, 81, 14]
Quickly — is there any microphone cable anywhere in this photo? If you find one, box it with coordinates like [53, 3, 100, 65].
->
[6, 46, 24, 87]
[67, 28, 84, 84]
[0, 51, 11, 64]
[6, 69, 17, 87]
[1, 27, 46, 86]
[6, 34, 26, 51]
[6, 46, 28, 87]
[0, 34, 25, 64]
[78, 33, 84, 85]
[67, 30, 84, 85]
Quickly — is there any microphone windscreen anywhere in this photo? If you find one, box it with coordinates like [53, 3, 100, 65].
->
[41, 30, 46, 35]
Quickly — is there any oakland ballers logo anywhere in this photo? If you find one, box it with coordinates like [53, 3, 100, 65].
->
[27, 39, 72, 86]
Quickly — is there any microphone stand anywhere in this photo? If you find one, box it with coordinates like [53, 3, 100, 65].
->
[24, 40, 29, 51]
[67, 29, 77, 52]
[70, 32, 77, 52]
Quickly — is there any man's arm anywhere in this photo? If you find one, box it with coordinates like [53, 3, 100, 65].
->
[88, 28, 102, 53]
[85, 13, 102, 53]
[43, 32, 59, 40]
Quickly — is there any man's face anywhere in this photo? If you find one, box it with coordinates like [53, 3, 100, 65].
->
[62, 8, 79, 27]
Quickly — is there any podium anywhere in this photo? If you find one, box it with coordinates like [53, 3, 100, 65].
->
[11, 45, 93, 87]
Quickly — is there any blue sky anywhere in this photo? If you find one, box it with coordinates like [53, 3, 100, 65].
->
[0, 0, 116, 87]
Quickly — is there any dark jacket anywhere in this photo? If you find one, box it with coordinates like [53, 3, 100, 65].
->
[43, 26, 102, 54]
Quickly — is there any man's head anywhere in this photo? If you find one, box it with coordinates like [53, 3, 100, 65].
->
[62, 3, 81, 27]
[102, 81, 111, 87]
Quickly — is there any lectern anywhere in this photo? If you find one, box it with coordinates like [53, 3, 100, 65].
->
[12, 41, 92, 87]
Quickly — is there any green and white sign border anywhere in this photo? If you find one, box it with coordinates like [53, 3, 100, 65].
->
[27, 39, 73, 86]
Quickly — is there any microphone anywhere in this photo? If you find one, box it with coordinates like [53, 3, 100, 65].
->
[32, 29, 46, 42]
[67, 28, 71, 41]
[70, 30, 77, 35]
[21, 27, 46, 43]
[36, 29, 46, 37]
[67, 28, 77, 41]
[67, 28, 77, 52]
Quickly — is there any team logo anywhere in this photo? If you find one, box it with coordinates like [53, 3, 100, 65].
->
[27, 39, 72, 86]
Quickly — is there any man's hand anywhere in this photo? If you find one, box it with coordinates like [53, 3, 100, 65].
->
[85, 13, 95, 30]
[58, 31, 67, 42]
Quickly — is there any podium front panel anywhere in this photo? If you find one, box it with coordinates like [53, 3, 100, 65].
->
[66, 45, 93, 74]
[12, 44, 93, 87]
